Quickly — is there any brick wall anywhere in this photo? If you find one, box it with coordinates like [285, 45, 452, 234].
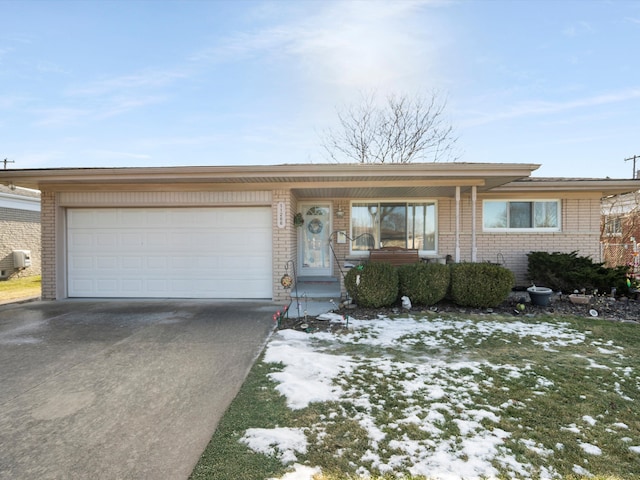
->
[40, 191, 57, 300]
[330, 199, 351, 297]
[35, 187, 605, 300]
[334, 194, 603, 288]
[272, 189, 298, 303]
[445, 195, 602, 286]
[0, 207, 41, 279]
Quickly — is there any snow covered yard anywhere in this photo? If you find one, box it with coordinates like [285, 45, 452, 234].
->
[192, 313, 640, 480]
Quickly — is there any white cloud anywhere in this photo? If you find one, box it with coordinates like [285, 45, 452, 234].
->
[35, 61, 69, 75]
[192, 0, 448, 93]
[286, 1, 440, 88]
[67, 69, 187, 97]
[0, 94, 31, 110]
[562, 20, 594, 37]
[462, 88, 640, 127]
[84, 149, 152, 161]
[33, 107, 89, 127]
[94, 95, 166, 119]
[135, 134, 228, 149]
[12, 151, 66, 168]
[0, 46, 14, 62]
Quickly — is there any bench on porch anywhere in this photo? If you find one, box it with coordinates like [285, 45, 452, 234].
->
[368, 247, 420, 266]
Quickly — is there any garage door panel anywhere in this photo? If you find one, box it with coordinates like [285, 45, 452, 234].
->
[70, 255, 94, 270]
[96, 233, 118, 248]
[70, 277, 95, 293]
[96, 256, 118, 269]
[120, 257, 144, 270]
[70, 232, 95, 249]
[67, 207, 272, 298]
[121, 279, 144, 292]
[96, 278, 119, 293]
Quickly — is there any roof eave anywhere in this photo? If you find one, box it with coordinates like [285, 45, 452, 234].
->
[494, 179, 640, 195]
[0, 162, 541, 191]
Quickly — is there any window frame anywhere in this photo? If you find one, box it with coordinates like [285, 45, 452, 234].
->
[603, 215, 623, 237]
[482, 199, 561, 232]
[349, 199, 438, 255]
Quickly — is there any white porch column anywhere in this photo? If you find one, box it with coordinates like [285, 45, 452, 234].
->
[471, 185, 477, 262]
[455, 186, 461, 262]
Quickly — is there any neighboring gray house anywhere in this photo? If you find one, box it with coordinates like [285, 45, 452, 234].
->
[0, 184, 41, 279]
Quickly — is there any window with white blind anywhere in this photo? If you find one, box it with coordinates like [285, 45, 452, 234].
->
[483, 200, 560, 231]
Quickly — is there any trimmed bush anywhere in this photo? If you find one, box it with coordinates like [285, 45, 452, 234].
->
[345, 262, 399, 308]
[398, 263, 450, 306]
[450, 262, 515, 308]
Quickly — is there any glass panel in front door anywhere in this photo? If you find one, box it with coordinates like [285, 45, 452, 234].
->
[301, 205, 331, 275]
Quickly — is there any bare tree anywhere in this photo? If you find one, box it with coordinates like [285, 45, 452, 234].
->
[601, 191, 640, 272]
[322, 91, 459, 164]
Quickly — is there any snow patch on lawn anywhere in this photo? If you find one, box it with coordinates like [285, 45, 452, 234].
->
[264, 329, 354, 409]
[247, 315, 635, 480]
[241, 427, 308, 464]
[579, 442, 603, 455]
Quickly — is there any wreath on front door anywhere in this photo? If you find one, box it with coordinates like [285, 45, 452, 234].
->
[307, 218, 323, 234]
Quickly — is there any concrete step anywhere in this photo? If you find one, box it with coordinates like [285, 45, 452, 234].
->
[287, 299, 338, 319]
[291, 276, 341, 300]
[287, 276, 342, 318]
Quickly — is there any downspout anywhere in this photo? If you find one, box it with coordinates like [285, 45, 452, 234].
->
[455, 186, 461, 262]
[471, 186, 477, 262]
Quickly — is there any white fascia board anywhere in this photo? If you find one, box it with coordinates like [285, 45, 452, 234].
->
[0, 192, 41, 212]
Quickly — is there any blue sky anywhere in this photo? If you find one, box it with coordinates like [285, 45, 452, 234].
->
[1, 0, 639, 178]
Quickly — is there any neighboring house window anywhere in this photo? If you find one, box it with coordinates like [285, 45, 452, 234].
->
[604, 216, 622, 236]
[351, 201, 436, 252]
[483, 200, 560, 231]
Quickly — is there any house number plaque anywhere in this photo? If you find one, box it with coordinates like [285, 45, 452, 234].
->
[277, 202, 287, 229]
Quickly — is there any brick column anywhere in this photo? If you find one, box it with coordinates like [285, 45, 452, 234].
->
[272, 189, 297, 303]
[40, 190, 57, 300]
[331, 199, 350, 297]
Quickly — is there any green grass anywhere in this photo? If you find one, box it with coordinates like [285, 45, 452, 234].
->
[190, 360, 295, 480]
[190, 313, 640, 480]
[0, 275, 41, 302]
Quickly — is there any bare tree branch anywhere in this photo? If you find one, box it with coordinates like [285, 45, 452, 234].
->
[322, 91, 459, 164]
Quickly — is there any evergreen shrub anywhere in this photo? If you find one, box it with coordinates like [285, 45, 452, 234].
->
[450, 262, 515, 308]
[527, 251, 631, 294]
[345, 262, 399, 308]
[398, 263, 450, 306]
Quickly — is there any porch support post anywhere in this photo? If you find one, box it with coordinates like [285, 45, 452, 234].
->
[471, 185, 477, 262]
[455, 186, 461, 262]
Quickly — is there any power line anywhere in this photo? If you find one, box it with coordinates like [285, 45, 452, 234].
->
[3, 158, 15, 170]
[624, 155, 639, 179]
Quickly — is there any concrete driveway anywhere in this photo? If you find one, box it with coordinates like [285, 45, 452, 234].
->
[0, 299, 276, 480]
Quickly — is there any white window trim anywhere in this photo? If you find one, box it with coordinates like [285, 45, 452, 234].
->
[349, 199, 439, 256]
[482, 199, 561, 233]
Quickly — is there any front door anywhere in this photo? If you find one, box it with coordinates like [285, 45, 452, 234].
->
[299, 204, 332, 276]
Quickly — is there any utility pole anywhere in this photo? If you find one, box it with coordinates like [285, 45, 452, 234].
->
[3, 158, 15, 169]
[624, 155, 639, 179]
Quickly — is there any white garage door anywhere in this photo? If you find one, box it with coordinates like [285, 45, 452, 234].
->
[67, 207, 272, 298]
